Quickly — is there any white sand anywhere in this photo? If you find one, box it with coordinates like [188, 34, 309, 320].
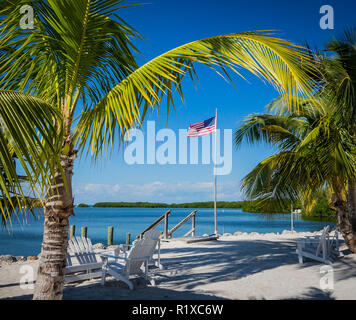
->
[1, 231, 355, 300]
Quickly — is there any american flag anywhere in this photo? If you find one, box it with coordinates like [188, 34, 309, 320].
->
[187, 116, 216, 137]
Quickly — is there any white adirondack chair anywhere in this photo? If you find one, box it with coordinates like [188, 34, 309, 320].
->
[296, 226, 334, 265]
[143, 228, 163, 269]
[304, 227, 340, 258]
[65, 237, 104, 283]
[120, 228, 163, 269]
[100, 238, 156, 290]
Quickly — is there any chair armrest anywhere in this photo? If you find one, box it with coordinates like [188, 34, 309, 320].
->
[100, 254, 150, 263]
[303, 239, 322, 243]
[100, 254, 128, 261]
[121, 244, 133, 250]
[128, 256, 151, 262]
[305, 236, 321, 241]
[99, 249, 120, 254]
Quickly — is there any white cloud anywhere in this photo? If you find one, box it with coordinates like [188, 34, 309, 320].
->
[73, 181, 242, 204]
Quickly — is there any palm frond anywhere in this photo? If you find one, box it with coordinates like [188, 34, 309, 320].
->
[0, 90, 62, 225]
[234, 113, 307, 150]
[76, 31, 316, 158]
[0, 0, 141, 111]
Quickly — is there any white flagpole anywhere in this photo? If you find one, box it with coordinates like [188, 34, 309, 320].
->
[214, 108, 218, 235]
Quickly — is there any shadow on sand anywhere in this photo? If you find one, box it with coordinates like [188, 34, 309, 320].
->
[2, 237, 355, 300]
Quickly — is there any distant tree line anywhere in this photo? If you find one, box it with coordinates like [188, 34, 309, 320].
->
[85, 196, 335, 222]
[92, 200, 297, 212]
[92, 201, 246, 209]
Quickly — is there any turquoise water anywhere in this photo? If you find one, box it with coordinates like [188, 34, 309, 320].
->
[0, 207, 335, 256]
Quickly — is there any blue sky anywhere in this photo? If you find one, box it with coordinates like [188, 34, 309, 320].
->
[73, 0, 356, 204]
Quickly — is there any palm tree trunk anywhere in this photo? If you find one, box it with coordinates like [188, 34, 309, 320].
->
[334, 196, 356, 253]
[348, 178, 356, 232]
[33, 139, 76, 300]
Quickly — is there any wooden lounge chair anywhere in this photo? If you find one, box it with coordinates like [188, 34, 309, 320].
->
[100, 238, 156, 290]
[303, 227, 341, 258]
[65, 237, 108, 283]
[143, 228, 163, 269]
[296, 226, 334, 265]
[120, 228, 163, 269]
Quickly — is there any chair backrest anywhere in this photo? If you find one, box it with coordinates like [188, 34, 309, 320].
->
[321, 225, 330, 239]
[143, 228, 159, 259]
[68, 236, 98, 265]
[316, 226, 330, 257]
[143, 228, 160, 241]
[332, 227, 339, 245]
[66, 254, 73, 266]
[125, 238, 156, 274]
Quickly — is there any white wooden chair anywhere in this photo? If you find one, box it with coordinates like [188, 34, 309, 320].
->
[304, 227, 340, 258]
[100, 238, 156, 290]
[296, 226, 334, 265]
[65, 237, 108, 283]
[120, 228, 163, 269]
[143, 228, 163, 269]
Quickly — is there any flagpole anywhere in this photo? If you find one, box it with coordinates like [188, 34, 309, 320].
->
[214, 108, 218, 235]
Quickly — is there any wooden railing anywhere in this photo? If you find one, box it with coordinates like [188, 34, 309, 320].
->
[167, 210, 197, 238]
[136, 209, 171, 239]
[137, 209, 198, 240]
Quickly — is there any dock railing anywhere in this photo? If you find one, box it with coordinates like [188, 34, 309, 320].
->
[137, 209, 171, 239]
[137, 209, 198, 240]
[167, 210, 197, 238]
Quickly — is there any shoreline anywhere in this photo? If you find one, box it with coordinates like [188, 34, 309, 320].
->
[0, 230, 355, 300]
[0, 228, 332, 265]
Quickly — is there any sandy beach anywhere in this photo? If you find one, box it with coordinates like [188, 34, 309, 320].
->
[1, 231, 355, 300]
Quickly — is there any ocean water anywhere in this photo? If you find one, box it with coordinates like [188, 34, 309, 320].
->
[0, 207, 335, 256]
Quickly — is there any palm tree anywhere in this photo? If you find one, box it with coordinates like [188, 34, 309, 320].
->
[234, 30, 356, 252]
[0, 0, 315, 300]
[324, 29, 356, 234]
